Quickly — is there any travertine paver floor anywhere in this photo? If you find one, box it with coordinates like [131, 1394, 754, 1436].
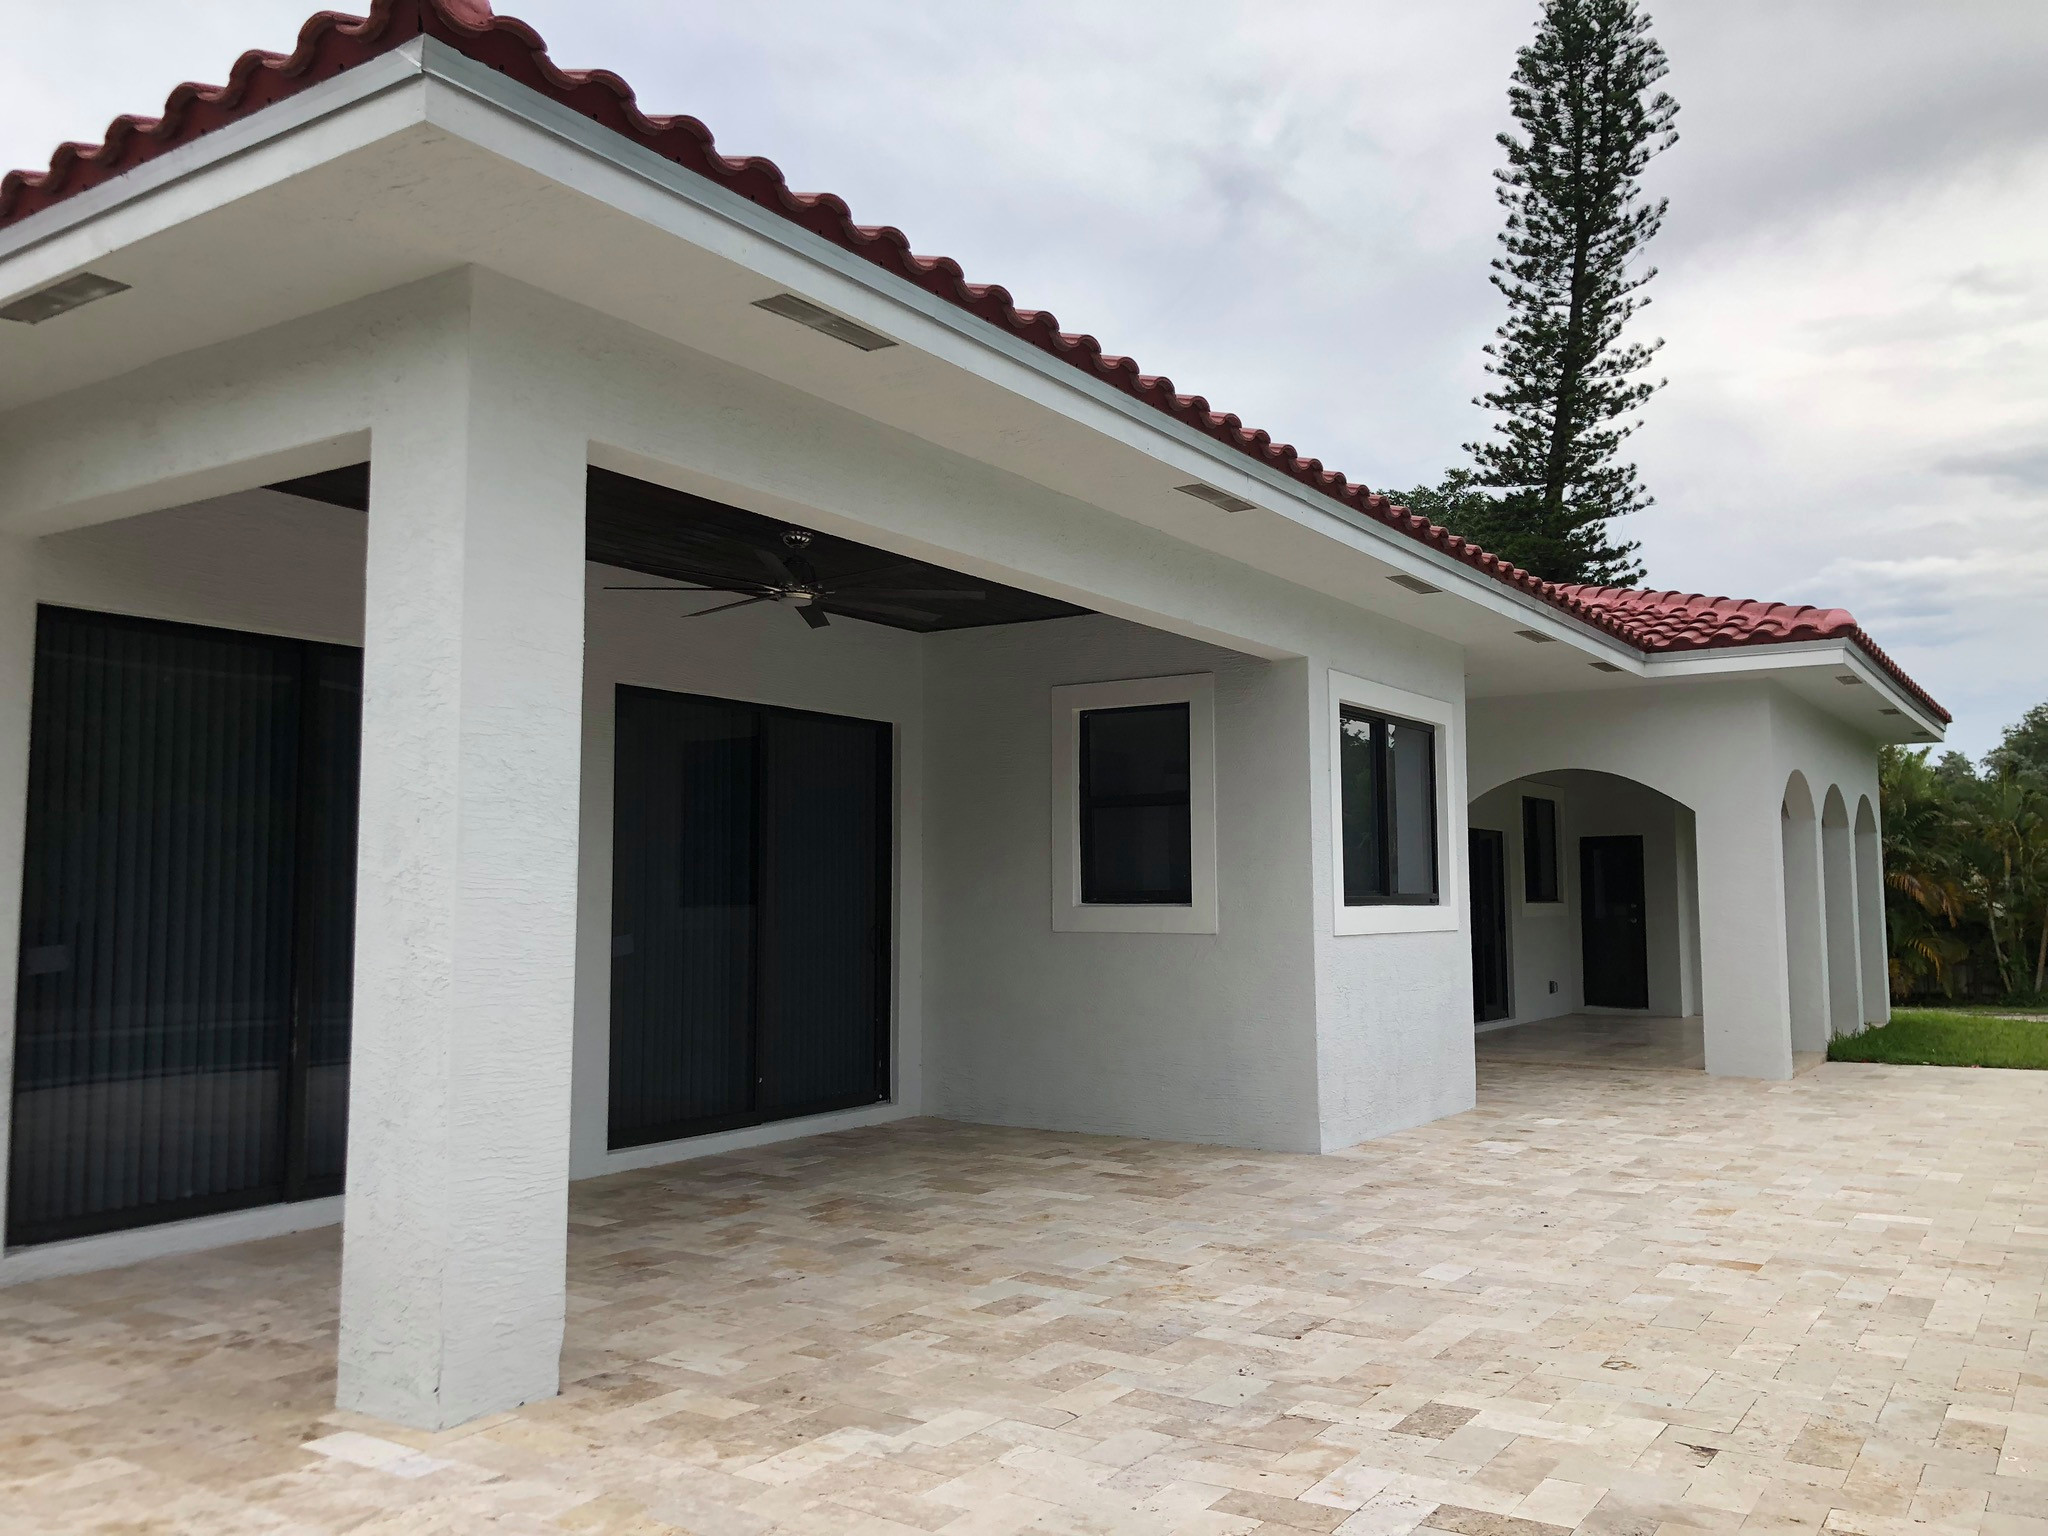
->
[1476, 1016, 1706, 1072]
[6, 1060, 2048, 1536]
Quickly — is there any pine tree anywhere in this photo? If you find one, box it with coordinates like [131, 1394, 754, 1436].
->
[1421, 0, 1678, 588]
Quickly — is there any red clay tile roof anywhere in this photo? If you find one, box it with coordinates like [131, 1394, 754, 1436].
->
[0, 0, 1947, 723]
[1562, 587, 1945, 720]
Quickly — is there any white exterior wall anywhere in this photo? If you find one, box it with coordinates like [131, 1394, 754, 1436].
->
[1468, 773, 1700, 1029]
[1307, 658, 1475, 1150]
[570, 566, 926, 1180]
[1469, 679, 1887, 1077]
[924, 616, 1320, 1152]
[1, 485, 931, 1277]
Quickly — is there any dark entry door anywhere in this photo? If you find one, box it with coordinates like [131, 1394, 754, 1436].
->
[1468, 829, 1511, 1022]
[1580, 834, 1649, 1008]
[608, 686, 891, 1148]
[8, 607, 360, 1246]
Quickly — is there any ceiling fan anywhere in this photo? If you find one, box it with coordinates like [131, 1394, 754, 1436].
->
[603, 527, 985, 630]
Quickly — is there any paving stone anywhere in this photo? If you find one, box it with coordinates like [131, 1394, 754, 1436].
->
[3, 1060, 2048, 1535]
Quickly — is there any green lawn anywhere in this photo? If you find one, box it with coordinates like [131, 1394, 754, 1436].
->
[1828, 1008, 2048, 1069]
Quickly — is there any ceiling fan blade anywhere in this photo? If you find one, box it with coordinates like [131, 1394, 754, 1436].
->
[827, 587, 987, 602]
[751, 545, 800, 586]
[797, 603, 831, 630]
[603, 582, 771, 593]
[826, 598, 942, 624]
[678, 594, 774, 619]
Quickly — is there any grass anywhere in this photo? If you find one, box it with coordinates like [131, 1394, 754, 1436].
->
[1828, 1007, 2048, 1069]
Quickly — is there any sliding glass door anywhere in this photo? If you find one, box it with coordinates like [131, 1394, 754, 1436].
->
[7, 608, 360, 1246]
[609, 686, 891, 1149]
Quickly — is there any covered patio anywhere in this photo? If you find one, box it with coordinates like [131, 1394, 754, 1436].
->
[6, 1060, 2045, 1536]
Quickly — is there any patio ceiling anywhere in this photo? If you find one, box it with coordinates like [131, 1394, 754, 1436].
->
[273, 462, 1092, 634]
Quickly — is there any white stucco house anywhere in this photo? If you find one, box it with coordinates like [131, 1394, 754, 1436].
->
[0, 0, 1946, 1429]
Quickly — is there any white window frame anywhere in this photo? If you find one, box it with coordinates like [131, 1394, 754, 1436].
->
[1329, 669, 1461, 936]
[1051, 673, 1218, 934]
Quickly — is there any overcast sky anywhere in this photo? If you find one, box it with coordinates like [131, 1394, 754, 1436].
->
[5, 1, 2043, 758]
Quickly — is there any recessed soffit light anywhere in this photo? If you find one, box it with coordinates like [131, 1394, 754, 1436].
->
[1880, 707, 1902, 716]
[1174, 482, 1255, 513]
[1835, 673, 1863, 686]
[751, 292, 896, 351]
[1515, 628, 1558, 644]
[1387, 573, 1442, 595]
[1589, 661, 1624, 673]
[0, 271, 130, 325]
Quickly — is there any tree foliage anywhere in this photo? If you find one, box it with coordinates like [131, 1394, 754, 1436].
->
[1882, 703, 2048, 1003]
[1404, 0, 1677, 588]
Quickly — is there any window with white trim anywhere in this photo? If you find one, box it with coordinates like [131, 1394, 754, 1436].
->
[1328, 670, 1460, 936]
[1052, 674, 1217, 934]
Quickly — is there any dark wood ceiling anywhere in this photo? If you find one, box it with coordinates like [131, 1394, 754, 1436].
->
[268, 463, 1091, 634]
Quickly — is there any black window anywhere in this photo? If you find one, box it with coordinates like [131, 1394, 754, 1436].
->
[1522, 795, 1560, 903]
[1340, 706, 1438, 904]
[1079, 703, 1192, 904]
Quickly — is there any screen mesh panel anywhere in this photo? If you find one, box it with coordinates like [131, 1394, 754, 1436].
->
[8, 609, 361, 1245]
[609, 686, 889, 1148]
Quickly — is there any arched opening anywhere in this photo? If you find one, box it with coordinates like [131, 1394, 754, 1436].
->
[1821, 786, 1860, 1038]
[1468, 769, 1703, 1070]
[1782, 772, 1827, 1053]
[1855, 796, 1888, 1026]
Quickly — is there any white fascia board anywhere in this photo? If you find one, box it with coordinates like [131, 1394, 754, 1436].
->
[1641, 638, 1944, 738]
[0, 43, 431, 294]
[402, 42, 1641, 659]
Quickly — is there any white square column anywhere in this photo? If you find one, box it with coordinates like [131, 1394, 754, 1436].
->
[336, 296, 588, 1429]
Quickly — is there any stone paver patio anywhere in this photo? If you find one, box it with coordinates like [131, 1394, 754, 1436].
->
[5, 1060, 2048, 1536]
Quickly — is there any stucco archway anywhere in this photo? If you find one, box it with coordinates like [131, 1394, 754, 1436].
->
[1782, 772, 1826, 1053]
[1822, 786, 1861, 1038]
[1467, 768, 1703, 1069]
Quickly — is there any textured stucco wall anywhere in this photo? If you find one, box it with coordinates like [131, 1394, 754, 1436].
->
[1469, 679, 1885, 1079]
[923, 615, 1321, 1152]
[1305, 648, 1475, 1152]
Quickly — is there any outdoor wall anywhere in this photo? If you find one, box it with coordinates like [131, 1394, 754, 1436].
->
[4, 486, 930, 1278]
[1468, 772, 1699, 1030]
[1768, 691, 1888, 1035]
[1469, 678, 1884, 1077]
[922, 614, 1323, 1152]
[1468, 779, 1577, 1027]
[570, 565, 925, 1179]
[1304, 642, 1475, 1151]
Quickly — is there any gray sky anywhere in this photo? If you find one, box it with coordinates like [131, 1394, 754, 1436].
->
[5, 1, 2043, 758]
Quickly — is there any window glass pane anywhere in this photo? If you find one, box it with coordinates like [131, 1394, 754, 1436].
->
[1339, 707, 1383, 904]
[1079, 703, 1191, 904]
[1388, 717, 1437, 898]
[1522, 795, 1559, 903]
[1083, 804, 1192, 904]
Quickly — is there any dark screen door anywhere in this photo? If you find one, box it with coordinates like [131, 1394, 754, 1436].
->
[8, 607, 360, 1246]
[609, 686, 890, 1148]
[1580, 834, 1649, 1009]
[1469, 828, 1511, 1023]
